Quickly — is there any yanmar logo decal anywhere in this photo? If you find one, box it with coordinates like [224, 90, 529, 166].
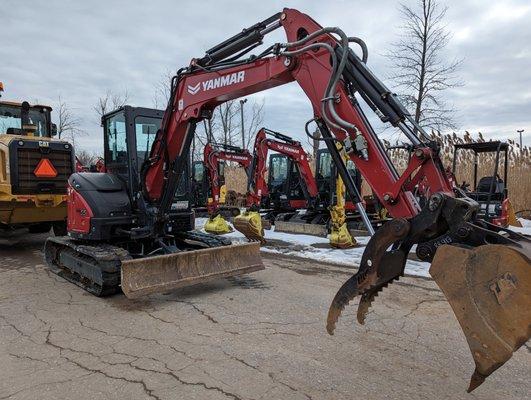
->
[227, 155, 249, 161]
[187, 71, 245, 95]
[277, 145, 299, 154]
[187, 83, 200, 95]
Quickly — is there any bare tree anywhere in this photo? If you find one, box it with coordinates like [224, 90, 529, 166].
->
[241, 99, 264, 150]
[76, 149, 101, 166]
[152, 70, 174, 109]
[93, 89, 130, 120]
[190, 99, 264, 161]
[56, 96, 85, 145]
[386, 0, 462, 130]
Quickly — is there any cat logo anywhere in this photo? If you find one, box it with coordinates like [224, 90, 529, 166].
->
[38, 140, 49, 147]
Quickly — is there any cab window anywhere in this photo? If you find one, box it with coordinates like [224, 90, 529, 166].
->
[346, 159, 357, 179]
[318, 152, 332, 178]
[105, 112, 127, 164]
[270, 156, 289, 181]
[134, 116, 161, 167]
[193, 162, 204, 182]
[0, 104, 51, 137]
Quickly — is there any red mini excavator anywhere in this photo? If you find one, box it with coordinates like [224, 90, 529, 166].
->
[233, 127, 319, 241]
[200, 142, 253, 234]
[44, 9, 529, 391]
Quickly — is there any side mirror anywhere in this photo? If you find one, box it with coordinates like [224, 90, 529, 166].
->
[51, 123, 58, 136]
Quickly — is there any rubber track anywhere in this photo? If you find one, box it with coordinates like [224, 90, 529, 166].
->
[44, 236, 131, 296]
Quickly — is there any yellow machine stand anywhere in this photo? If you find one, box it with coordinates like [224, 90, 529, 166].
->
[329, 145, 356, 248]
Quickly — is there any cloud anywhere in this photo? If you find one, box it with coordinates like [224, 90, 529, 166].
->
[2, 0, 530, 153]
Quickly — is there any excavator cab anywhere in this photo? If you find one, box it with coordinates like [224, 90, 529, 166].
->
[263, 154, 306, 212]
[191, 160, 208, 208]
[102, 106, 191, 214]
[315, 148, 360, 210]
[45, 105, 263, 297]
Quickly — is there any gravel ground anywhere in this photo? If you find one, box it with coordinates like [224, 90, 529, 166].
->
[0, 232, 529, 400]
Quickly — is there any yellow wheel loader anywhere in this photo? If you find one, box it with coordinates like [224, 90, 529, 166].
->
[0, 83, 73, 236]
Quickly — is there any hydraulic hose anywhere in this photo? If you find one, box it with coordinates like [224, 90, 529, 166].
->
[278, 27, 362, 134]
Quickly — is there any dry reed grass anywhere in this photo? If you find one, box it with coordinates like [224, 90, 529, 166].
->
[223, 133, 530, 212]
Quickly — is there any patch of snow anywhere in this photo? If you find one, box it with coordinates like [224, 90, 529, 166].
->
[511, 218, 531, 236]
[195, 218, 431, 278]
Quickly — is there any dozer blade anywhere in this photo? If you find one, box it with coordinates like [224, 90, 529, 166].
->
[204, 214, 233, 234]
[121, 242, 263, 298]
[430, 243, 531, 392]
[233, 211, 266, 243]
[274, 220, 328, 237]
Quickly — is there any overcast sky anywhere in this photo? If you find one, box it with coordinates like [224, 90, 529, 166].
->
[3, 0, 531, 153]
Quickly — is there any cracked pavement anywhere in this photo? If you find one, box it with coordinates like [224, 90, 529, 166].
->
[0, 233, 529, 400]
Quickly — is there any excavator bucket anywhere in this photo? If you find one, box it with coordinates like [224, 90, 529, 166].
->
[330, 223, 356, 249]
[204, 214, 233, 234]
[233, 211, 266, 243]
[121, 242, 263, 298]
[430, 242, 531, 392]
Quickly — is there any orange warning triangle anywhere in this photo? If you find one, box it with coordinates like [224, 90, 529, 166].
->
[34, 158, 58, 178]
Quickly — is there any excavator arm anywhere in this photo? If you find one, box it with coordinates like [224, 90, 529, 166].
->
[138, 8, 529, 391]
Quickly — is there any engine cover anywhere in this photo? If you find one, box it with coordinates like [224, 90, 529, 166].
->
[67, 173, 133, 240]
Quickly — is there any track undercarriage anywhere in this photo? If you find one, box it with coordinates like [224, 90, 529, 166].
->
[45, 231, 263, 298]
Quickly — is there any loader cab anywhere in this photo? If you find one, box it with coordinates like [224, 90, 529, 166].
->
[0, 101, 56, 137]
[102, 106, 190, 206]
[264, 154, 305, 210]
[452, 141, 509, 226]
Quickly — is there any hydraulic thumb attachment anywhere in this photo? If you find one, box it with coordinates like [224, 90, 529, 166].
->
[326, 193, 531, 392]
